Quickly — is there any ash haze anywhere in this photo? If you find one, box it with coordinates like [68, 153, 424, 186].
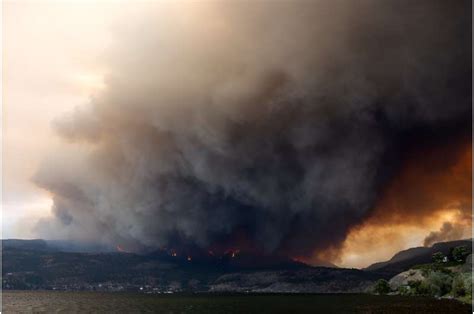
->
[4, 0, 472, 268]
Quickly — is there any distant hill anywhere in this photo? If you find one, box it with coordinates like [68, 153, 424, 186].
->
[365, 239, 472, 276]
[2, 239, 51, 251]
[2, 239, 115, 253]
[3, 238, 470, 293]
[1, 239, 369, 293]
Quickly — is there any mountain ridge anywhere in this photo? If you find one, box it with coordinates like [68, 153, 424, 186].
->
[2, 238, 471, 293]
[365, 239, 472, 275]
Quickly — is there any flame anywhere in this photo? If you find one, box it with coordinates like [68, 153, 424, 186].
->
[224, 249, 240, 258]
[116, 245, 126, 253]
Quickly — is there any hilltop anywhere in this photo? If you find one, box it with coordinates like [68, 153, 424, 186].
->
[365, 239, 472, 276]
[2, 239, 471, 294]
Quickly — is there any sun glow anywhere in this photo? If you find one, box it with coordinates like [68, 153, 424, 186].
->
[74, 72, 106, 93]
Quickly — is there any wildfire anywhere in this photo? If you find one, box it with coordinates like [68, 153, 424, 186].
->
[224, 249, 240, 258]
[116, 245, 126, 253]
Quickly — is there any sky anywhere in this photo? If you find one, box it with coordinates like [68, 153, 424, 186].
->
[3, 1, 471, 269]
[3, 0, 122, 237]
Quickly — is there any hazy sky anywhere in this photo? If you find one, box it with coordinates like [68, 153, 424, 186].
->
[3, 0, 126, 238]
[3, 1, 470, 269]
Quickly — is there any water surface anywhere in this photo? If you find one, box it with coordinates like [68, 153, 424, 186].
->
[3, 291, 470, 313]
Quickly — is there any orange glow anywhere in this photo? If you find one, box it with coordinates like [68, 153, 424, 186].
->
[336, 208, 470, 268]
[327, 139, 472, 268]
[224, 249, 240, 258]
[116, 245, 126, 253]
[368, 140, 471, 225]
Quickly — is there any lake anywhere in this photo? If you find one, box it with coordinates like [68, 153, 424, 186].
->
[2, 291, 471, 313]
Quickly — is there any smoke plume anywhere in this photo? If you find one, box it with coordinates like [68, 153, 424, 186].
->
[424, 222, 466, 247]
[33, 1, 471, 261]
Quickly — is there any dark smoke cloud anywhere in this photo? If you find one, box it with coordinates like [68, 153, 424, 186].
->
[33, 1, 471, 259]
[362, 132, 471, 226]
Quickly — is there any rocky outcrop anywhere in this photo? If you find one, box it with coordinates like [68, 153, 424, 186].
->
[388, 269, 425, 290]
[461, 254, 472, 272]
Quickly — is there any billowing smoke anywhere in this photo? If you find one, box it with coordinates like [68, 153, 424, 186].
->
[424, 222, 466, 247]
[33, 1, 471, 261]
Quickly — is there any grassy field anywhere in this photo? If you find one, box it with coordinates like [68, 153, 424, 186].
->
[3, 291, 471, 313]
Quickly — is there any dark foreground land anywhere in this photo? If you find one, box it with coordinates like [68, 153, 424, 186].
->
[3, 291, 471, 313]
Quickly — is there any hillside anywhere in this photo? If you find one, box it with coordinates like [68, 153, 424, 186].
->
[2, 239, 375, 293]
[3, 239, 470, 293]
[365, 239, 472, 276]
[379, 253, 473, 304]
[210, 268, 378, 293]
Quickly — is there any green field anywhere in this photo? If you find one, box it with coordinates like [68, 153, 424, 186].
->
[2, 291, 471, 313]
